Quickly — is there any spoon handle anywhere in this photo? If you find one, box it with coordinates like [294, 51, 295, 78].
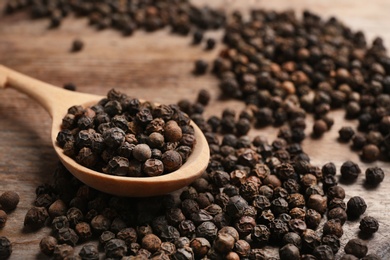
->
[0, 65, 100, 118]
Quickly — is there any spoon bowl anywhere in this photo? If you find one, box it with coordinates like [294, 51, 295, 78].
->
[0, 65, 210, 197]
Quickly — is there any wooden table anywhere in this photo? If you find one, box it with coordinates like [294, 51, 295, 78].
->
[0, 1, 389, 259]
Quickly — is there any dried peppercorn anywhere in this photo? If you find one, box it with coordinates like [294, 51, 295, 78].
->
[361, 144, 380, 162]
[75, 222, 92, 241]
[56, 227, 79, 246]
[72, 39, 84, 52]
[79, 244, 99, 260]
[0, 210, 7, 228]
[279, 243, 300, 260]
[312, 245, 334, 260]
[340, 161, 361, 181]
[24, 206, 49, 230]
[105, 239, 127, 258]
[194, 60, 209, 75]
[0, 236, 12, 259]
[365, 167, 385, 186]
[338, 126, 355, 142]
[48, 199, 68, 218]
[190, 237, 211, 258]
[359, 216, 379, 235]
[53, 244, 74, 260]
[0, 191, 19, 211]
[346, 196, 367, 220]
[344, 238, 368, 258]
[39, 236, 57, 256]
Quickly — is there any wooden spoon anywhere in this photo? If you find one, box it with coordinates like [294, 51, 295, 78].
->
[0, 65, 210, 197]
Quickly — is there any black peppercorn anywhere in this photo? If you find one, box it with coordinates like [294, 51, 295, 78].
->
[312, 245, 334, 260]
[365, 167, 385, 186]
[194, 60, 209, 75]
[338, 126, 355, 142]
[0, 210, 7, 228]
[346, 196, 367, 220]
[72, 39, 84, 52]
[105, 239, 127, 258]
[39, 236, 57, 256]
[340, 161, 361, 181]
[279, 243, 300, 260]
[24, 206, 49, 230]
[0, 236, 12, 259]
[79, 244, 99, 260]
[344, 238, 368, 258]
[53, 244, 74, 260]
[0, 191, 19, 211]
[190, 237, 211, 258]
[359, 216, 379, 235]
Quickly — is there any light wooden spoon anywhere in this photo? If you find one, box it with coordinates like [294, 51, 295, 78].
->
[0, 65, 210, 197]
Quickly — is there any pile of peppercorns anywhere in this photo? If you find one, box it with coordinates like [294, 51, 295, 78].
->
[56, 89, 196, 177]
[2, 1, 389, 259]
[4, 0, 224, 47]
[16, 89, 382, 259]
[200, 9, 390, 162]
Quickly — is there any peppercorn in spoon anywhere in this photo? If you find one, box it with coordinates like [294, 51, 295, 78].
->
[0, 65, 210, 197]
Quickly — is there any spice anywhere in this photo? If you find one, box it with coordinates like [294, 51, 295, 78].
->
[346, 196, 367, 220]
[194, 60, 209, 75]
[71, 39, 84, 52]
[359, 216, 379, 235]
[279, 243, 300, 260]
[0, 210, 7, 228]
[338, 127, 355, 142]
[0, 191, 19, 211]
[39, 236, 58, 256]
[79, 244, 99, 260]
[57, 89, 194, 177]
[53, 244, 74, 259]
[365, 167, 385, 186]
[0, 236, 12, 259]
[340, 161, 361, 181]
[344, 238, 368, 258]
[24, 206, 49, 230]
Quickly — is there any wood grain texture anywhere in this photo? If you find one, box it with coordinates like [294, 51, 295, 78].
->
[0, 0, 390, 259]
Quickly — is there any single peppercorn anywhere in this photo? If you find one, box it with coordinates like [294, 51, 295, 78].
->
[72, 39, 84, 52]
[365, 167, 385, 186]
[53, 244, 74, 259]
[161, 150, 183, 173]
[313, 245, 334, 260]
[24, 206, 49, 230]
[359, 216, 379, 235]
[338, 126, 355, 142]
[312, 119, 328, 137]
[340, 161, 361, 181]
[347, 196, 367, 220]
[279, 243, 300, 260]
[194, 60, 209, 75]
[361, 144, 380, 162]
[79, 244, 99, 260]
[206, 38, 216, 50]
[0, 210, 7, 228]
[0, 236, 12, 259]
[39, 236, 57, 256]
[344, 238, 368, 258]
[0, 191, 19, 211]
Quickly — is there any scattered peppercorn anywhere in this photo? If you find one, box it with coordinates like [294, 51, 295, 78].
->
[365, 167, 385, 186]
[344, 238, 368, 258]
[0, 210, 7, 228]
[359, 216, 379, 235]
[0, 236, 12, 259]
[71, 39, 84, 52]
[347, 196, 367, 220]
[340, 161, 361, 181]
[0, 191, 19, 211]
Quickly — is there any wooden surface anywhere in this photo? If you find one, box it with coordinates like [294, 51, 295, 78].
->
[0, 0, 390, 259]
